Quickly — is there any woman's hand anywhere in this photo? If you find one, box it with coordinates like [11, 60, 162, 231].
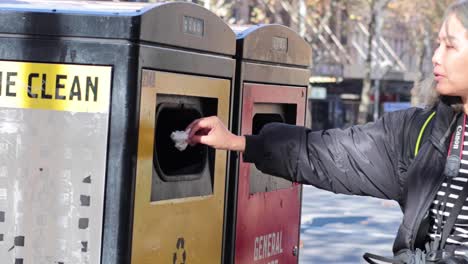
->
[186, 116, 245, 152]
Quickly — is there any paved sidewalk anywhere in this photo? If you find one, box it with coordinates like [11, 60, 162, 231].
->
[299, 185, 402, 263]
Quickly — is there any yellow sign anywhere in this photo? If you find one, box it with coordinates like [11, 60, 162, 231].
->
[0, 61, 112, 113]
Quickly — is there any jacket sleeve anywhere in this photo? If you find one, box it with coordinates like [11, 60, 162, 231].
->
[243, 107, 424, 201]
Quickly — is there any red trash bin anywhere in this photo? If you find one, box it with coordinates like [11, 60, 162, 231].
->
[226, 24, 312, 264]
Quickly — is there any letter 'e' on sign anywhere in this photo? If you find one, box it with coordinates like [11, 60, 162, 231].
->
[0, 61, 112, 113]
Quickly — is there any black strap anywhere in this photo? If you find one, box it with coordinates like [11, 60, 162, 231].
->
[439, 114, 468, 249]
[363, 252, 404, 264]
[444, 113, 465, 178]
[435, 177, 453, 247]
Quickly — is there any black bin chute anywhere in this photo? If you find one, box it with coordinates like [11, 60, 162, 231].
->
[152, 95, 218, 201]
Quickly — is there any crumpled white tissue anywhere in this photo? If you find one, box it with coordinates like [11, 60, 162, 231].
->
[170, 130, 190, 151]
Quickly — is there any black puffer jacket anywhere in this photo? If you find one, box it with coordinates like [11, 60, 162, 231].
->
[243, 100, 459, 256]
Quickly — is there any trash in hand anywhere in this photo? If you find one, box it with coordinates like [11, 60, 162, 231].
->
[170, 130, 190, 151]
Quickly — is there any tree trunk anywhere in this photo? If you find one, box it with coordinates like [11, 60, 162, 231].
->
[236, 0, 250, 24]
[358, 0, 376, 124]
[411, 19, 433, 106]
[410, 31, 427, 107]
[298, 0, 306, 37]
[372, 4, 386, 121]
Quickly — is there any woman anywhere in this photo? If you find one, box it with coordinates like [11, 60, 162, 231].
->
[186, 1, 468, 263]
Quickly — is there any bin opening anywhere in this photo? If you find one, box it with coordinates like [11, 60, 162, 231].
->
[154, 103, 206, 179]
[152, 94, 217, 202]
[310, 100, 330, 131]
[250, 103, 297, 194]
[252, 113, 284, 135]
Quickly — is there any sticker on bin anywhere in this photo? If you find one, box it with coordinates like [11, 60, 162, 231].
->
[0, 61, 112, 113]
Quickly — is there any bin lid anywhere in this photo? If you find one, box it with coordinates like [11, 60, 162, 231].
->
[0, 1, 235, 56]
[140, 2, 235, 56]
[0, 0, 152, 14]
[234, 24, 311, 67]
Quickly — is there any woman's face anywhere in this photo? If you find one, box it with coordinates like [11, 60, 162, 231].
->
[433, 14, 468, 97]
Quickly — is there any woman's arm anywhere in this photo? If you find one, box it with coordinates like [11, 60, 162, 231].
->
[187, 108, 423, 201]
[187, 116, 246, 151]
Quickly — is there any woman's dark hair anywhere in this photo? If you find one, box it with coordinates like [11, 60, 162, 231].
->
[415, 0, 468, 109]
[445, 0, 468, 30]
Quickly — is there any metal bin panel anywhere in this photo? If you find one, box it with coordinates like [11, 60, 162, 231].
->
[235, 83, 306, 264]
[132, 70, 231, 264]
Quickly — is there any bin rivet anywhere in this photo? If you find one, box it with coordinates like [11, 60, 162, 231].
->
[293, 246, 299, 256]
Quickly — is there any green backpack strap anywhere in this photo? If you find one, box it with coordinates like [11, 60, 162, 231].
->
[414, 111, 436, 157]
